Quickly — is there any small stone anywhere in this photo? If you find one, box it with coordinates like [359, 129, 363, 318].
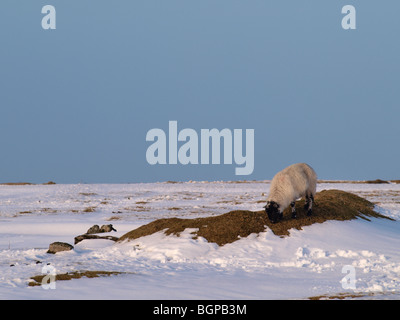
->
[86, 225, 101, 234]
[100, 224, 117, 233]
[47, 242, 74, 254]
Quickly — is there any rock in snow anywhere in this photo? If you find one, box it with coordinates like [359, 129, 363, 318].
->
[47, 242, 74, 254]
[86, 224, 116, 234]
[100, 224, 117, 233]
[86, 225, 101, 234]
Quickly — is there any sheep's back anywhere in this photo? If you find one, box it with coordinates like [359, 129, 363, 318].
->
[268, 163, 317, 208]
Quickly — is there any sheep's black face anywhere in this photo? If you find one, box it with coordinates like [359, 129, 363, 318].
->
[264, 201, 281, 223]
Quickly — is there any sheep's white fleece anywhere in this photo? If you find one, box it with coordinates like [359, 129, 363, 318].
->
[267, 163, 317, 213]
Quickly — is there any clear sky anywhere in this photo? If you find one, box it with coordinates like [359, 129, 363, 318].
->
[1, 1, 399, 183]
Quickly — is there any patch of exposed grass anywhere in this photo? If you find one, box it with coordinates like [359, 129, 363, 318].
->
[0, 182, 34, 185]
[28, 270, 127, 286]
[118, 190, 393, 246]
[40, 208, 58, 213]
[123, 206, 150, 212]
[43, 181, 56, 185]
[107, 216, 122, 221]
[118, 210, 268, 246]
[0, 181, 56, 185]
[18, 211, 32, 214]
[308, 291, 399, 300]
[79, 192, 98, 196]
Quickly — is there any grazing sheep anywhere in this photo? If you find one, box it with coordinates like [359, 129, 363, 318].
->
[264, 163, 317, 223]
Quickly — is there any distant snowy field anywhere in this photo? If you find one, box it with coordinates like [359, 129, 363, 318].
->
[1, 181, 400, 299]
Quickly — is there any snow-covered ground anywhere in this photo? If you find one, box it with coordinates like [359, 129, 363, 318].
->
[0, 181, 400, 299]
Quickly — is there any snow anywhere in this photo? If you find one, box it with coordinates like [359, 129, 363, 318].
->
[0, 182, 400, 299]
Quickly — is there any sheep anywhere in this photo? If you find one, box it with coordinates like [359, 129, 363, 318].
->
[264, 163, 317, 223]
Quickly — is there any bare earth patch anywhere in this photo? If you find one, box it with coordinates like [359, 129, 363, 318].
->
[308, 291, 400, 300]
[118, 190, 393, 246]
[28, 270, 127, 286]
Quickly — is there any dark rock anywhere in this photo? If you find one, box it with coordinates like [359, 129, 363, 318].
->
[86, 225, 101, 234]
[47, 242, 74, 254]
[86, 224, 116, 234]
[100, 224, 117, 232]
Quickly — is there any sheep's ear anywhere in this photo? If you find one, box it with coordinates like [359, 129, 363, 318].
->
[264, 202, 270, 209]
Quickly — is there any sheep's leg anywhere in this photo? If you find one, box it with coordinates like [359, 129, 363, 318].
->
[305, 194, 314, 216]
[290, 201, 296, 219]
[309, 194, 314, 216]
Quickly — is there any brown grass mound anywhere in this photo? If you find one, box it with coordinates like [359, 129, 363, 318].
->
[118, 190, 393, 246]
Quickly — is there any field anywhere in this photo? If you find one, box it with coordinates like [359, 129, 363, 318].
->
[0, 181, 399, 299]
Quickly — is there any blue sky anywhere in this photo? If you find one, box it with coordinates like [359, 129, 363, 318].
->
[0, 1, 399, 183]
